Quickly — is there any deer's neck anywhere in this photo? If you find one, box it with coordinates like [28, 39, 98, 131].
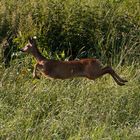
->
[31, 48, 46, 62]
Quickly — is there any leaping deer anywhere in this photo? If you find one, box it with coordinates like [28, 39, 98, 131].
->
[21, 37, 128, 86]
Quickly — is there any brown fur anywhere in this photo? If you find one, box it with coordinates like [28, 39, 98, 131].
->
[21, 37, 128, 86]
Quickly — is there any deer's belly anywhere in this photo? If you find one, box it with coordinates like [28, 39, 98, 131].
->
[43, 68, 85, 79]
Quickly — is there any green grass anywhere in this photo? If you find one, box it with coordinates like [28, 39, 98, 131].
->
[0, 0, 140, 139]
[0, 0, 139, 61]
[0, 60, 140, 139]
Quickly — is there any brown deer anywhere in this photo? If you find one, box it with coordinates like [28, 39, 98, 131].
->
[21, 37, 128, 86]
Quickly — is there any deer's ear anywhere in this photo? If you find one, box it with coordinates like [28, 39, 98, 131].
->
[28, 37, 34, 44]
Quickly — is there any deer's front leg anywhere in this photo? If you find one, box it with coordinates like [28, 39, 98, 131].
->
[33, 63, 40, 79]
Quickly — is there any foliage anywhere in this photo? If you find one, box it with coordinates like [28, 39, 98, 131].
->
[0, 0, 140, 139]
[0, 60, 140, 139]
[0, 0, 139, 63]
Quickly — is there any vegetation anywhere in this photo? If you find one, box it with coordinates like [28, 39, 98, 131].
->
[0, 0, 139, 62]
[0, 0, 140, 139]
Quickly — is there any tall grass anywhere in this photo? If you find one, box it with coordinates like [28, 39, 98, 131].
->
[0, 0, 140, 139]
[0, 59, 140, 139]
[0, 0, 139, 62]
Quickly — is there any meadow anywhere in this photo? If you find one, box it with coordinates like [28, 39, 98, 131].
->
[0, 0, 140, 139]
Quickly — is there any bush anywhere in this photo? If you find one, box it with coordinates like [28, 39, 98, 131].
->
[0, 0, 139, 63]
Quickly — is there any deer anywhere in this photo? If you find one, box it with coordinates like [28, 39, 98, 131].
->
[20, 37, 128, 86]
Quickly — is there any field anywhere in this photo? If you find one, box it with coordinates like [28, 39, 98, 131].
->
[0, 0, 140, 139]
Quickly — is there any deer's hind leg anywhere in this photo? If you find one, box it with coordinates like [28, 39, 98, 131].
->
[99, 66, 127, 86]
[87, 65, 127, 86]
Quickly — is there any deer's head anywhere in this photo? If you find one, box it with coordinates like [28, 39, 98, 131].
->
[21, 37, 36, 53]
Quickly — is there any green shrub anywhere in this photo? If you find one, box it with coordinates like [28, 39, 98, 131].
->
[0, 0, 139, 63]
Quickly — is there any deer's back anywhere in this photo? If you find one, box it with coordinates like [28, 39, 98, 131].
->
[40, 58, 102, 79]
